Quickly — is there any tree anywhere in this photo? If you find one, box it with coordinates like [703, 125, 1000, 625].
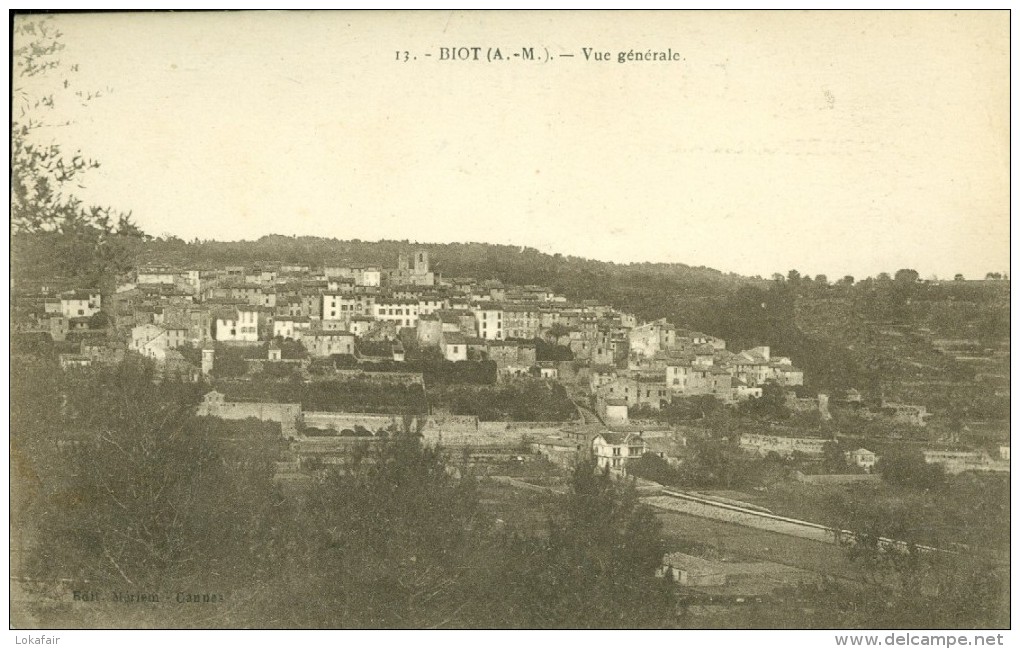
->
[822, 440, 847, 472]
[894, 269, 920, 283]
[837, 496, 1008, 628]
[271, 435, 498, 628]
[12, 16, 146, 283]
[627, 453, 681, 486]
[546, 323, 571, 339]
[787, 269, 801, 283]
[814, 274, 828, 285]
[738, 381, 790, 420]
[876, 448, 946, 491]
[506, 459, 674, 628]
[15, 358, 284, 601]
[839, 275, 855, 286]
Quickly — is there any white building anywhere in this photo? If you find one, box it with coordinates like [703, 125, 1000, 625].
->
[847, 448, 877, 472]
[474, 307, 503, 341]
[60, 291, 101, 318]
[442, 333, 468, 362]
[214, 308, 260, 342]
[375, 299, 420, 329]
[357, 267, 381, 287]
[273, 316, 311, 340]
[322, 293, 363, 321]
[131, 324, 187, 361]
[592, 432, 647, 472]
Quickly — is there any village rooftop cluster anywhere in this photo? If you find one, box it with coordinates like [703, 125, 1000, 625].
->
[11, 248, 1005, 479]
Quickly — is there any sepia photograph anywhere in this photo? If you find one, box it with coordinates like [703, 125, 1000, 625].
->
[8, 8, 1011, 637]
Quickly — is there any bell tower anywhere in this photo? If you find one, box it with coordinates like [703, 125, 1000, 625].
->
[414, 249, 429, 275]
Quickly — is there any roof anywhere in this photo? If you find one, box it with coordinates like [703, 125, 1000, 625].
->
[307, 330, 355, 338]
[443, 333, 467, 345]
[596, 432, 643, 446]
[63, 290, 98, 300]
[661, 553, 727, 575]
[486, 340, 519, 347]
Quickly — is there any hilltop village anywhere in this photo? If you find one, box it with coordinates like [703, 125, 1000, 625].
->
[10, 246, 1010, 626]
[12, 247, 1005, 481]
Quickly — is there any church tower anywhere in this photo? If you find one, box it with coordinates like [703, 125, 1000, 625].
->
[414, 249, 429, 275]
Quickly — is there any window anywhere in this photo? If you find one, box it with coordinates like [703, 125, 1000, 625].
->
[613, 447, 621, 456]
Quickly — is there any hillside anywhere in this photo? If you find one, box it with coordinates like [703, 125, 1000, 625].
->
[13, 233, 1009, 418]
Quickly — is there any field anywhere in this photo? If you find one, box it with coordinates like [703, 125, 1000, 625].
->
[697, 474, 1010, 558]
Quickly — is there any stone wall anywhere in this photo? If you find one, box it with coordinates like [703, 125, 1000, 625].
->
[196, 400, 301, 435]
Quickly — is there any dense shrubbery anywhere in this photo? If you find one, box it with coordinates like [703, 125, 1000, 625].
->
[875, 448, 947, 491]
[11, 357, 285, 606]
[219, 378, 428, 414]
[627, 440, 790, 490]
[429, 381, 577, 421]
[13, 358, 673, 628]
[320, 355, 497, 385]
[534, 338, 573, 361]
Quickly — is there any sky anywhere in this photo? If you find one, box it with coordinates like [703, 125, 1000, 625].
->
[13, 10, 1010, 280]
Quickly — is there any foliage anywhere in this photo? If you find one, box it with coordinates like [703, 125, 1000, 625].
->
[219, 377, 427, 414]
[534, 337, 573, 361]
[428, 381, 576, 421]
[836, 493, 1008, 628]
[209, 346, 250, 378]
[736, 381, 791, 420]
[13, 358, 285, 596]
[12, 17, 147, 285]
[876, 448, 947, 492]
[257, 361, 302, 380]
[627, 453, 683, 487]
[500, 459, 673, 628]
[420, 360, 497, 386]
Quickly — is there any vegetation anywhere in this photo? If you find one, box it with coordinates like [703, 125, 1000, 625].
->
[13, 358, 672, 628]
[428, 381, 577, 421]
[499, 459, 675, 628]
[218, 378, 428, 414]
[12, 16, 147, 287]
[875, 448, 947, 492]
[11, 357, 284, 605]
[835, 490, 1008, 628]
